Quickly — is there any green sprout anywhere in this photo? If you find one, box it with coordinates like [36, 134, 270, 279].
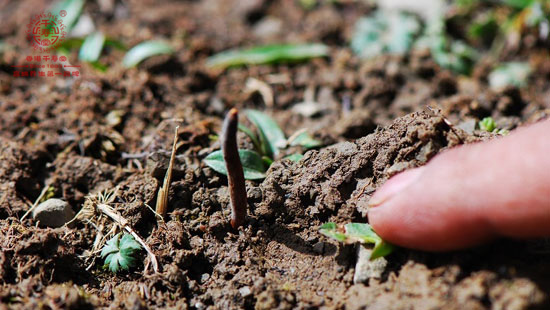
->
[122, 40, 174, 68]
[320, 222, 395, 260]
[101, 233, 142, 273]
[478, 117, 509, 135]
[206, 43, 329, 69]
[204, 109, 321, 180]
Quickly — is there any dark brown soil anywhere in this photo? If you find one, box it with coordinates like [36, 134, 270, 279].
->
[1, 0, 550, 309]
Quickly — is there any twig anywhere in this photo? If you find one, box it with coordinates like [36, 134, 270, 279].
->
[21, 185, 50, 221]
[96, 203, 159, 274]
[155, 126, 179, 219]
[222, 108, 247, 229]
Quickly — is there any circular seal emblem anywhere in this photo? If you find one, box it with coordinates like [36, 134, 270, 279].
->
[26, 11, 67, 52]
[59, 10, 67, 17]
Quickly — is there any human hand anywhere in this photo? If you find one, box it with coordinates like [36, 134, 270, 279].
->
[368, 119, 550, 251]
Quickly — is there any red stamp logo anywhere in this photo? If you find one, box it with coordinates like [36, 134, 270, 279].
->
[13, 10, 80, 78]
[26, 11, 67, 52]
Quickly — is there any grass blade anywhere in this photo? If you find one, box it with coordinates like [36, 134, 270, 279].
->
[79, 31, 105, 62]
[122, 40, 174, 68]
[206, 43, 329, 69]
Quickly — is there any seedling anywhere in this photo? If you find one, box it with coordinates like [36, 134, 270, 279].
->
[221, 109, 248, 229]
[122, 40, 174, 68]
[204, 109, 321, 180]
[155, 126, 179, 219]
[478, 117, 509, 135]
[320, 222, 395, 260]
[206, 43, 329, 69]
[101, 233, 142, 273]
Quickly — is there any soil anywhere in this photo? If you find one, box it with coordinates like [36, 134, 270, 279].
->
[1, 0, 550, 309]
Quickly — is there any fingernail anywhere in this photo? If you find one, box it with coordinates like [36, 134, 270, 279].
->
[369, 167, 424, 207]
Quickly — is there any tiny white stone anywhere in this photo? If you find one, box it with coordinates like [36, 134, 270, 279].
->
[239, 286, 252, 297]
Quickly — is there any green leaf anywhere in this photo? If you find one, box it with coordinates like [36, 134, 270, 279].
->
[105, 39, 127, 51]
[51, 0, 85, 32]
[319, 223, 347, 242]
[245, 110, 286, 157]
[79, 31, 105, 62]
[122, 41, 174, 68]
[285, 153, 304, 162]
[56, 38, 84, 50]
[488, 62, 531, 89]
[89, 61, 108, 72]
[206, 43, 329, 69]
[288, 130, 321, 149]
[351, 10, 421, 59]
[478, 117, 496, 132]
[320, 222, 395, 260]
[344, 223, 380, 244]
[204, 149, 266, 180]
[101, 233, 142, 273]
[100, 233, 120, 258]
[371, 240, 396, 260]
[238, 123, 261, 152]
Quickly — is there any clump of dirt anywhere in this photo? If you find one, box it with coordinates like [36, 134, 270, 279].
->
[260, 111, 485, 226]
[0, 137, 49, 217]
[346, 261, 545, 310]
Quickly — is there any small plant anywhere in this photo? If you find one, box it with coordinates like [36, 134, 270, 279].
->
[204, 109, 321, 180]
[101, 233, 142, 273]
[320, 222, 395, 260]
[206, 43, 329, 69]
[478, 117, 509, 135]
[221, 108, 248, 229]
[122, 40, 174, 68]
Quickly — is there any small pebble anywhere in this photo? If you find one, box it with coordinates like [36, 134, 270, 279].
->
[239, 286, 252, 297]
[32, 198, 74, 228]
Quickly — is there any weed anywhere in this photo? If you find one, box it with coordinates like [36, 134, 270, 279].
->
[478, 117, 509, 134]
[101, 233, 142, 273]
[320, 222, 395, 260]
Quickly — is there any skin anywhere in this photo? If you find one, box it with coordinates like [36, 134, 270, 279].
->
[368, 118, 550, 251]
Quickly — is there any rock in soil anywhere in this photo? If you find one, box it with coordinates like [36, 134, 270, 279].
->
[32, 198, 75, 228]
[353, 245, 388, 284]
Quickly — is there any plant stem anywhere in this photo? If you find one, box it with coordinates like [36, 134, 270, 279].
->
[222, 108, 247, 229]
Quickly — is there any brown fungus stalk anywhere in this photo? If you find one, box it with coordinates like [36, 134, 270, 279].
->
[222, 108, 247, 229]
